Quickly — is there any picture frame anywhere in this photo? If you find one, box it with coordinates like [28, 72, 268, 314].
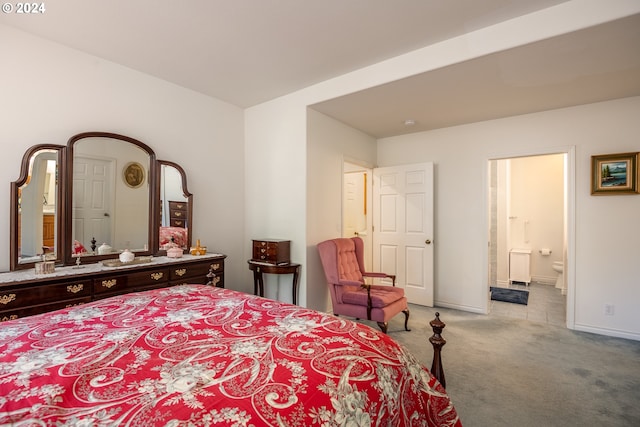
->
[591, 152, 638, 195]
[123, 162, 145, 189]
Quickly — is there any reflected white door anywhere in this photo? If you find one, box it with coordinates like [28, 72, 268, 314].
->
[73, 157, 113, 249]
[373, 163, 434, 306]
[343, 170, 372, 269]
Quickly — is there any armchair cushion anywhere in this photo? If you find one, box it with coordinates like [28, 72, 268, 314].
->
[334, 238, 363, 282]
[342, 285, 405, 308]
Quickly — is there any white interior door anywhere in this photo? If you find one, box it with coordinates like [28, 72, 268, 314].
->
[373, 163, 434, 306]
[73, 157, 113, 248]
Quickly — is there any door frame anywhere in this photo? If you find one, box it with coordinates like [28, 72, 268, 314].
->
[484, 146, 575, 329]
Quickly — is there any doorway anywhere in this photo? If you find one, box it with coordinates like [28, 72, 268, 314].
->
[343, 160, 435, 307]
[343, 161, 373, 269]
[488, 150, 573, 327]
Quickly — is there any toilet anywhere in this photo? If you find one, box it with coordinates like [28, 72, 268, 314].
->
[552, 261, 565, 294]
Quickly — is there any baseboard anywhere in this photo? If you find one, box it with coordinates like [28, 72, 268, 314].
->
[574, 323, 640, 342]
[435, 300, 486, 314]
[532, 275, 556, 285]
[496, 277, 557, 286]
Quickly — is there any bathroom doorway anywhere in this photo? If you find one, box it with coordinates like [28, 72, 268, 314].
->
[488, 151, 571, 327]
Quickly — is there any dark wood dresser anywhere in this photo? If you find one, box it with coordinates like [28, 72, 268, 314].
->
[0, 254, 225, 322]
[169, 200, 188, 228]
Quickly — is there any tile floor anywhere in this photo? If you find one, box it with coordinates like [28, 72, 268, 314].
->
[489, 281, 566, 326]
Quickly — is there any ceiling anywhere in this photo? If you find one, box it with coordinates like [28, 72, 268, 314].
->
[2, 0, 640, 138]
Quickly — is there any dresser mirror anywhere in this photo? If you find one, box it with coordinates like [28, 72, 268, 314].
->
[158, 161, 192, 251]
[10, 145, 64, 270]
[10, 132, 194, 271]
[64, 132, 156, 265]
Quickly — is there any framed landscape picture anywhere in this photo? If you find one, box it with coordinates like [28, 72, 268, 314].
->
[591, 152, 638, 195]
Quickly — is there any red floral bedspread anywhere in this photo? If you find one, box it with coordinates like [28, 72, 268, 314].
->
[0, 285, 461, 426]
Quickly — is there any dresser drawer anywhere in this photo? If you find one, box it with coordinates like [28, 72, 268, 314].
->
[169, 201, 188, 211]
[0, 279, 91, 311]
[169, 260, 224, 284]
[170, 218, 187, 227]
[252, 239, 290, 264]
[127, 268, 170, 287]
[170, 209, 187, 220]
[94, 267, 169, 294]
[0, 297, 92, 322]
[170, 271, 223, 287]
[169, 263, 207, 281]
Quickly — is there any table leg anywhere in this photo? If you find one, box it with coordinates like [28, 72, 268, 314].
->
[252, 269, 260, 296]
[292, 266, 300, 305]
[256, 270, 265, 297]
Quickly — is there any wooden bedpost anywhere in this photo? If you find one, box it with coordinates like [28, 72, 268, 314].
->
[429, 312, 447, 389]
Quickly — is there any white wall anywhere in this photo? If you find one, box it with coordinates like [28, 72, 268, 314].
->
[0, 25, 246, 287]
[306, 109, 377, 311]
[378, 97, 640, 340]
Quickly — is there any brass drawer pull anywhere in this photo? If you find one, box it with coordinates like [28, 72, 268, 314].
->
[0, 294, 16, 305]
[67, 284, 84, 294]
[151, 272, 164, 281]
[174, 212, 182, 217]
[102, 279, 117, 289]
[210, 276, 221, 286]
[1, 315, 18, 322]
[210, 263, 221, 271]
[174, 220, 183, 226]
[65, 302, 84, 308]
[175, 268, 186, 277]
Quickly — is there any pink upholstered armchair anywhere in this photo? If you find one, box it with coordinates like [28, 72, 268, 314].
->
[317, 237, 410, 334]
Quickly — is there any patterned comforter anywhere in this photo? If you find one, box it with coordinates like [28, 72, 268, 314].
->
[0, 285, 461, 426]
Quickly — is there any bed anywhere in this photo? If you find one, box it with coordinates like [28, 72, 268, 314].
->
[0, 285, 461, 426]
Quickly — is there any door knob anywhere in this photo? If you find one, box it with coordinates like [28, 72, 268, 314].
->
[425, 239, 432, 245]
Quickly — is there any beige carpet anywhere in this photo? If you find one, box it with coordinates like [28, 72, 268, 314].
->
[356, 304, 640, 427]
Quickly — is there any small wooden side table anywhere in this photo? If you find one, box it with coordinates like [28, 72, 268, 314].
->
[247, 260, 301, 305]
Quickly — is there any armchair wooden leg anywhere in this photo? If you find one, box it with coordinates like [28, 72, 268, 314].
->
[376, 322, 388, 334]
[403, 308, 411, 331]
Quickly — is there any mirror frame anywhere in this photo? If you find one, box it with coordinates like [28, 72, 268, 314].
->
[10, 144, 66, 270]
[156, 160, 193, 254]
[64, 132, 158, 266]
